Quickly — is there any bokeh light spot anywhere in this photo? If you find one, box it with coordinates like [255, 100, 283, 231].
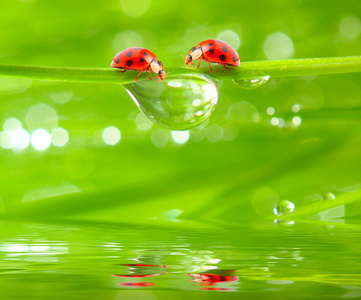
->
[50, 90, 73, 104]
[0, 131, 12, 149]
[31, 129, 51, 151]
[277, 118, 285, 128]
[217, 30, 242, 50]
[151, 129, 169, 148]
[51, 127, 69, 147]
[271, 117, 279, 126]
[120, 0, 151, 18]
[292, 116, 301, 126]
[227, 101, 259, 123]
[206, 124, 223, 142]
[292, 104, 301, 112]
[340, 15, 361, 39]
[11, 129, 30, 151]
[192, 99, 201, 107]
[266, 107, 275, 115]
[3, 118, 22, 132]
[102, 126, 121, 145]
[26, 104, 58, 132]
[135, 113, 153, 130]
[171, 131, 189, 144]
[167, 81, 183, 88]
[263, 32, 294, 60]
[222, 124, 238, 141]
[112, 30, 143, 52]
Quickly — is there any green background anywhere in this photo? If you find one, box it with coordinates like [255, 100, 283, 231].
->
[0, 0, 361, 299]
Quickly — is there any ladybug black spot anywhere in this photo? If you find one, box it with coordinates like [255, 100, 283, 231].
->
[208, 49, 214, 54]
[222, 46, 228, 52]
[134, 47, 142, 50]
[116, 58, 120, 64]
[126, 51, 133, 58]
[126, 283, 132, 286]
[219, 54, 226, 61]
[139, 57, 145, 63]
[232, 56, 237, 62]
[143, 52, 148, 56]
[126, 60, 133, 66]
[232, 51, 236, 55]
[208, 43, 213, 46]
[117, 54, 122, 57]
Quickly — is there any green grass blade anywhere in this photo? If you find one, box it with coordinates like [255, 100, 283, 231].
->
[0, 56, 361, 85]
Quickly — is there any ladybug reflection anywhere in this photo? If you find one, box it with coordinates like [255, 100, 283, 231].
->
[113, 263, 168, 287]
[187, 270, 239, 291]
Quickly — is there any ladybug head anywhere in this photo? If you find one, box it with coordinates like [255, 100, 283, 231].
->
[157, 69, 166, 81]
[184, 54, 193, 66]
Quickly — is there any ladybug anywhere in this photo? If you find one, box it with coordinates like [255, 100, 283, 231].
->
[111, 47, 166, 81]
[184, 39, 240, 72]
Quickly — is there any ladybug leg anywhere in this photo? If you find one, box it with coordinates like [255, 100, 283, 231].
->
[207, 61, 213, 73]
[148, 69, 152, 81]
[116, 68, 126, 73]
[197, 59, 202, 69]
[222, 64, 232, 70]
[135, 71, 143, 81]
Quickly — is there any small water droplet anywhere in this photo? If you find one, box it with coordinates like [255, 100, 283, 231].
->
[323, 192, 336, 201]
[124, 75, 218, 130]
[274, 200, 295, 216]
[233, 75, 270, 89]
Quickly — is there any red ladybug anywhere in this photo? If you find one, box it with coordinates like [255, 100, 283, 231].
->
[184, 39, 240, 72]
[111, 47, 166, 81]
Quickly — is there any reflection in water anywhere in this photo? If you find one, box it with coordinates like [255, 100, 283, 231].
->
[188, 271, 239, 291]
[120, 282, 155, 287]
[113, 263, 168, 287]
[0, 221, 360, 298]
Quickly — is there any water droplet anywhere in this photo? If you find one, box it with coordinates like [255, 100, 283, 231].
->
[124, 75, 218, 130]
[274, 200, 295, 216]
[323, 192, 336, 201]
[233, 75, 270, 89]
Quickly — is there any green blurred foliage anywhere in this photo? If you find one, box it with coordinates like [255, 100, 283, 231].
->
[0, 0, 361, 224]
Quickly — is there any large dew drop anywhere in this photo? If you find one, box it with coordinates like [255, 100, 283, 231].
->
[233, 75, 270, 89]
[124, 74, 218, 130]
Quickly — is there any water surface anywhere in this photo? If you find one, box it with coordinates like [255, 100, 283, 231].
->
[0, 220, 360, 299]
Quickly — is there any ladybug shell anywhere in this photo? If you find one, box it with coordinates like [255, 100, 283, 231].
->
[111, 47, 155, 70]
[199, 39, 240, 67]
